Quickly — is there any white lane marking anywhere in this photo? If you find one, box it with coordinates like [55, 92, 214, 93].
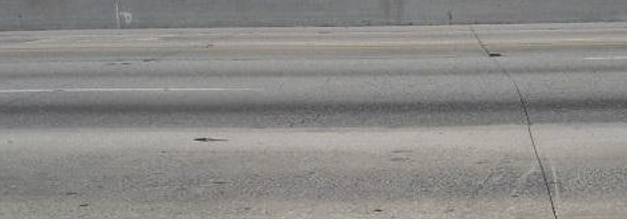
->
[0, 88, 260, 94]
[583, 56, 627, 60]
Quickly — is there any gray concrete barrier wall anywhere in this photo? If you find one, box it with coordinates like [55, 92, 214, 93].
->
[1, 0, 627, 31]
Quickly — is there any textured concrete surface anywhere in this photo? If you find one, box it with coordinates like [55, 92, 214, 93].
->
[1, 23, 627, 128]
[534, 124, 627, 219]
[1, 0, 627, 31]
[0, 126, 555, 219]
[1, 23, 627, 218]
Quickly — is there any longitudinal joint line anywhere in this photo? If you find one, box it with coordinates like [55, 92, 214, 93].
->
[470, 25, 558, 219]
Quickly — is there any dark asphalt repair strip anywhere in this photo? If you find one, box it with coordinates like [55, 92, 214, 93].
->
[470, 25, 559, 219]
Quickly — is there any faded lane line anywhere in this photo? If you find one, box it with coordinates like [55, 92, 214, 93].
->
[0, 88, 261, 94]
[583, 56, 627, 60]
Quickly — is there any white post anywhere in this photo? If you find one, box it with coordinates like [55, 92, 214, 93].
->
[114, 0, 121, 29]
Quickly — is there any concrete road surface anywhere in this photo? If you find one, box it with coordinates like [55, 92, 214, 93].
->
[1, 23, 627, 218]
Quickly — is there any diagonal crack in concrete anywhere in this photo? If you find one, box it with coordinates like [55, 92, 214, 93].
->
[469, 25, 559, 219]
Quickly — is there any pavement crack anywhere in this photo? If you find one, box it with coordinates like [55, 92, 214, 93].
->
[471, 25, 558, 219]
[470, 26, 502, 58]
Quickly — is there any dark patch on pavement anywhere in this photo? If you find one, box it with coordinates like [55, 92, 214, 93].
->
[391, 150, 413, 154]
[105, 62, 133, 66]
[475, 160, 489, 165]
[390, 157, 410, 162]
[194, 137, 228, 142]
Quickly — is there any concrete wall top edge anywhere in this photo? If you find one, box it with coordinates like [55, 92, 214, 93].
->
[1, 0, 626, 31]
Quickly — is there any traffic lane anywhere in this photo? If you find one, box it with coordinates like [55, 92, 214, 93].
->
[2, 23, 626, 63]
[0, 71, 516, 106]
[490, 54, 627, 76]
[476, 39, 627, 57]
[0, 26, 483, 63]
[8, 95, 627, 128]
[0, 25, 476, 47]
[5, 65, 627, 128]
[0, 44, 484, 64]
[0, 61, 525, 128]
[0, 126, 554, 218]
[4, 60, 627, 127]
[1, 51, 625, 80]
[1, 55, 626, 124]
[0, 101, 525, 129]
[508, 67, 627, 124]
[472, 22, 627, 57]
[0, 57, 497, 79]
[0, 87, 525, 127]
[532, 123, 627, 218]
